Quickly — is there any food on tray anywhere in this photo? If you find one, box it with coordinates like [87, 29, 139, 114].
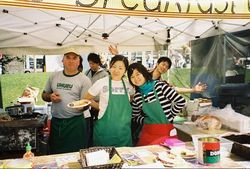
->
[195, 115, 222, 130]
[67, 99, 90, 108]
[108, 154, 122, 164]
[198, 98, 211, 103]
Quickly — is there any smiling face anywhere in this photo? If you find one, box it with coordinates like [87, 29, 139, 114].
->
[130, 69, 146, 87]
[156, 61, 170, 74]
[63, 52, 80, 74]
[110, 61, 126, 81]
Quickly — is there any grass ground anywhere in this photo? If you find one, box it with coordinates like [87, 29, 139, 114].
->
[1, 72, 52, 108]
[1, 68, 249, 109]
[162, 68, 191, 99]
[0, 69, 191, 109]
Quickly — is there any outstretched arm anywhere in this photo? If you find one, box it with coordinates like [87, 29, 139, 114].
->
[175, 82, 207, 94]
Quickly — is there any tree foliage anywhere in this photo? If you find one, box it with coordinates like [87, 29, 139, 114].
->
[0, 55, 24, 74]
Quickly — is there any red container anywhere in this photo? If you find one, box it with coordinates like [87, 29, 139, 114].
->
[198, 137, 220, 165]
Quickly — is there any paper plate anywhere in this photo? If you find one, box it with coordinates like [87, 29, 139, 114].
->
[199, 102, 212, 107]
[170, 147, 196, 159]
[67, 99, 91, 108]
[17, 97, 34, 103]
[157, 152, 175, 167]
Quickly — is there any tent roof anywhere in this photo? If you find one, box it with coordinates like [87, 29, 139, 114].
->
[0, 6, 250, 54]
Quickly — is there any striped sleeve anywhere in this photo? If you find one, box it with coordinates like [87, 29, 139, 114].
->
[131, 93, 144, 125]
[155, 81, 186, 122]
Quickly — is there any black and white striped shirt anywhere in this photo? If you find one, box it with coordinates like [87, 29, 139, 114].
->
[131, 81, 186, 124]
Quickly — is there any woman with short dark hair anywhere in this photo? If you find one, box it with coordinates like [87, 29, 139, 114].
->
[127, 62, 186, 146]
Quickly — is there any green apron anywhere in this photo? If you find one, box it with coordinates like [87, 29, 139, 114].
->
[49, 114, 87, 154]
[137, 88, 175, 146]
[93, 76, 132, 147]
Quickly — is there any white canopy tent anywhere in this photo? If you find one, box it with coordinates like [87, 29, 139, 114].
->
[0, 1, 249, 110]
[0, 4, 250, 55]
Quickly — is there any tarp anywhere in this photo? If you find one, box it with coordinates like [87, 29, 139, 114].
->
[0, 1, 250, 55]
[190, 29, 250, 106]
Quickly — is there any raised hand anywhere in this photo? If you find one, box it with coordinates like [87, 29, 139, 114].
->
[108, 45, 119, 55]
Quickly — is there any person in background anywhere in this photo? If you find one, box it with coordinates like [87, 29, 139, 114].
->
[85, 53, 109, 146]
[108, 45, 207, 94]
[42, 52, 92, 154]
[85, 53, 109, 85]
[150, 57, 207, 93]
[84, 55, 134, 147]
[127, 62, 186, 146]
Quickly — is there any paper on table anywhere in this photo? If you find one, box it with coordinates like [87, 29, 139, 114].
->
[120, 152, 145, 166]
[55, 154, 78, 168]
[85, 150, 109, 166]
[123, 161, 165, 168]
[131, 149, 156, 164]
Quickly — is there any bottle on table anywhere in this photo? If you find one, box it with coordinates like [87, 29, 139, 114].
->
[23, 142, 35, 160]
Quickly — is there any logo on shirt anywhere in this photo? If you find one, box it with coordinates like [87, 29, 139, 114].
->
[57, 83, 73, 90]
[103, 86, 128, 94]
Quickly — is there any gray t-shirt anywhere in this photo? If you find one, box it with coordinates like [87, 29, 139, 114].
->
[44, 71, 92, 118]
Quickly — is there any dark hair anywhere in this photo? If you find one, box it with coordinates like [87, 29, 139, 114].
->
[157, 57, 172, 69]
[78, 55, 83, 72]
[87, 53, 101, 65]
[127, 62, 153, 88]
[110, 55, 129, 70]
